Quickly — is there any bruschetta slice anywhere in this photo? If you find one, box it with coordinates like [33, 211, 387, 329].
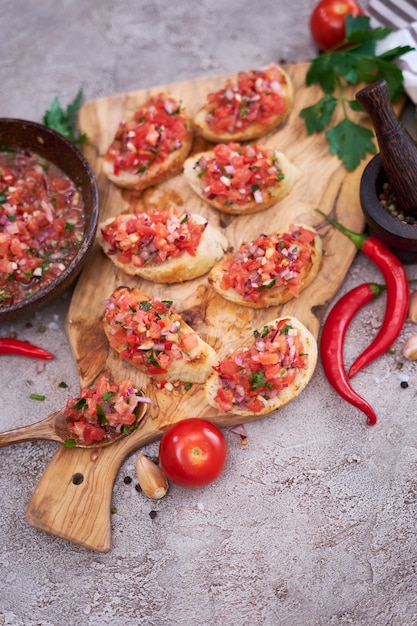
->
[183, 143, 302, 215]
[102, 92, 193, 190]
[103, 287, 218, 383]
[98, 207, 228, 283]
[205, 316, 317, 417]
[194, 63, 293, 143]
[209, 224, 322, 308]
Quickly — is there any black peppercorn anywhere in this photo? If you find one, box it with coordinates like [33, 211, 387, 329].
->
[401, 381, 409, 389]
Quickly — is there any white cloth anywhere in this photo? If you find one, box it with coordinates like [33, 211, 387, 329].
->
[366, 0, 417, 102]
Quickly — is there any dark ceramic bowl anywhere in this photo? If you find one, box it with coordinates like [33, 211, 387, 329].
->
[0, 118, 99, 323]
[360, 153, 417, 264]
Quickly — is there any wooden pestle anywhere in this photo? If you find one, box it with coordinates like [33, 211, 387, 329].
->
[356, 80, 417, 217]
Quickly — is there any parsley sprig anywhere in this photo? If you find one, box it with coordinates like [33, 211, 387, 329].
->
[300, 15, 414, 171]
[43, 89, 87, 145]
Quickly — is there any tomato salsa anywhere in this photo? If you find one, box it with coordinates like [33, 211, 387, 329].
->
[219, 224, 316, 302]
[104, 287, 199, 376]
[101, 208, 206, 267]
[204, 64, 287, 135]
[64, 375, 151, 446]
[0, 147, 86, 308]
[214, 318, 309, 413]
[104, 93, 189, 177]
[193, 143, 284, 209]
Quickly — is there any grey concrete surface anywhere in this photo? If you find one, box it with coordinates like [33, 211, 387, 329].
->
[3, 1, 417, 625]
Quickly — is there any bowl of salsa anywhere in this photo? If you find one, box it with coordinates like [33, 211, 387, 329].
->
[0, 118, 99, 322]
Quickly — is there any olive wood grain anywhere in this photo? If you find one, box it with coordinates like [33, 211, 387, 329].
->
[26, 63, 406, 551]
[26, 415, 165, 552]
[356, 80, 417, 217]
[0, 409, 65, 447]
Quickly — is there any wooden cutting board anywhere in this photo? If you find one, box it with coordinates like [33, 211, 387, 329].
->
[26, 63, 399, 551]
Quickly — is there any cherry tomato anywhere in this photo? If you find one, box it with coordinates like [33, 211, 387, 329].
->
[309, 0, 364, 51]
[159, 418, 227, 489]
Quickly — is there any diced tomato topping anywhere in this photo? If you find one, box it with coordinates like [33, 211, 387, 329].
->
[103, 93, 189, 177]
[204, 64, 287, 135]
[104, 287, 199, 377]
[218, 224, 317, 302]
[215, 387, 235, 413]
[0, 148, 85, 308]
[64, 375, 149, 445]
[67, 418, 88, 440]
[181, 331, 199, 353]
[192, 142, 284, 208]
[101, 208, 206, 267]
[245, 397, 265, 414]
[82, 424, 106, 445]
[217, 359, 241, 378]
[214, 318, 310, 414]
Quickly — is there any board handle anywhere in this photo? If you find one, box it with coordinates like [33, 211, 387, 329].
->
[26, 416, 163, 552]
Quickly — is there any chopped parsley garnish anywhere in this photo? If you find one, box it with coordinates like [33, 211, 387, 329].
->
[74, 397, 87, 411]
[254, 325, 270, 339]
[29, 393, 46, 401]
[250, 370, 273, 391]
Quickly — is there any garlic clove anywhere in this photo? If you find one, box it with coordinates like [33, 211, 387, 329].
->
[407, 290, 417, 323]
[135, 453, 169, 500]
[402, 335, 417, 361]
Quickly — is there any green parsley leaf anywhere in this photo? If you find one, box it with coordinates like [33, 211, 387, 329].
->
[64, 438, 77, 449]
[43, 89, 88, 145]
[305, 54, 337, 94]
[148, 351, 161, 367]
[139, 300, 153, 311]
[253, 325, 270, 339]
[299, 95, 338, 134]
[250, 370, 272, 391]
[74, 397, 87, 411]
[326, 119, 376, 171]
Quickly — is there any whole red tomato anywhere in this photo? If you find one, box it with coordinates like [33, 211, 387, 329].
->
[309, 0, 364, 51]
[159, 418, 227, 489]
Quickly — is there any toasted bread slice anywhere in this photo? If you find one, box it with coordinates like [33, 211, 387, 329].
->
[103, 286, 218, 383]
[194, 63, 293, 143]
[208, 224, 322, 308]
[183, 143, 302, 215]
[102, 92, 193, 190]
[98, 208, 229, 283]
[205, 316, 317, 417]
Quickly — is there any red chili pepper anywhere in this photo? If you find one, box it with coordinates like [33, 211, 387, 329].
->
[317, 209, 409, 378]
[320, 282, 384, 426]
[0, 338, 54, 360]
